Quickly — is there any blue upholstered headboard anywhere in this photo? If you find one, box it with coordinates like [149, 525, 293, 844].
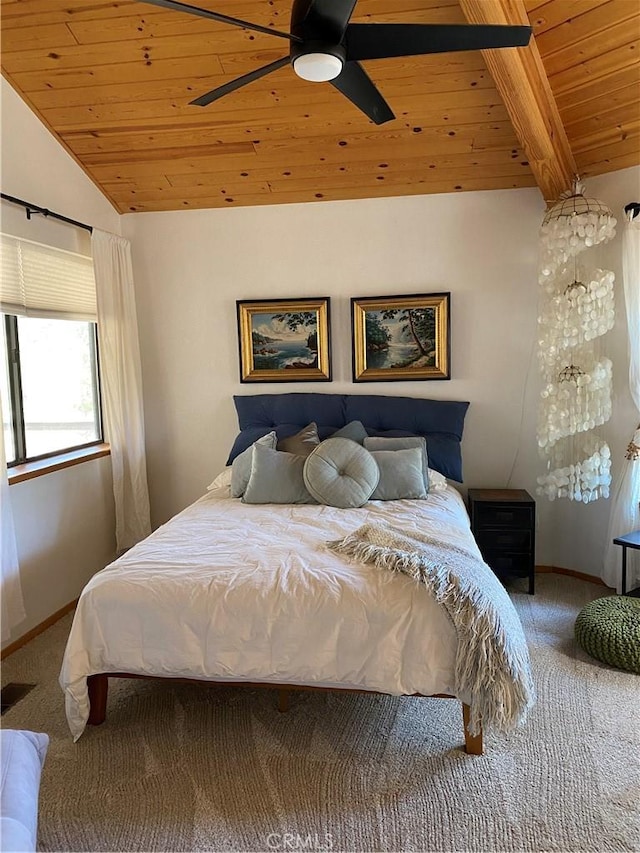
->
[226, 393, 470, 482]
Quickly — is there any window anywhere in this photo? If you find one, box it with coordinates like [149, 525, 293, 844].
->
[0, 234, 103, 466]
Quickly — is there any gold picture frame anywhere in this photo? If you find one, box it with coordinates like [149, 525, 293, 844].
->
[351, 292, 450, 382]
[237, 297, 332, 383]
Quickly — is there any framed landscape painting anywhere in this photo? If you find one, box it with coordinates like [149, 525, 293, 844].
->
[237, 297, 332, 383]
[351, 292, 450, 382]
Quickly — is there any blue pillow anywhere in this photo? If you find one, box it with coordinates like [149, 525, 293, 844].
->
[364, 436, 429, 488]
[242, 444, 315, 505]
[230, 431, 277, 498]
[330, 420, 368, 444]
[228, 393, 469, 481]
[303, 438, 379, 508]
[368, 447, 428, 500]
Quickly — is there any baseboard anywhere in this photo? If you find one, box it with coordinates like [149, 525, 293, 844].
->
[536, 565, 610, 587]
[1, 598, 78, 660]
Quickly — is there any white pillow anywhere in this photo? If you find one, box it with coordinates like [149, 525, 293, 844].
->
[206, 467, 232, 493]
[428, 468, 448, 491]
[0, 730, 49, 853]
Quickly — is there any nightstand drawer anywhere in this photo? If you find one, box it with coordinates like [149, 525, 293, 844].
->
[473, 503, 533, 529]
[467, 489, 535, 594]
[482, 552, 532, 578]
[476, 529, 532, 552]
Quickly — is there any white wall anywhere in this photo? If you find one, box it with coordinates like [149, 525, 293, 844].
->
[122, 186, 552, 546]
[123, 165, 639, 580]
[1, 78, 120, 647]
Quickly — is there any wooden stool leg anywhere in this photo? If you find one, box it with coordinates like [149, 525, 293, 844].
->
[87, 674, 108, 725]
[462, 703, 483, 755]
[277, 688, 290, 713]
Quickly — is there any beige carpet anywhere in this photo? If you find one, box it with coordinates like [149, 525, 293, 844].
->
[2, 574, 638, 853]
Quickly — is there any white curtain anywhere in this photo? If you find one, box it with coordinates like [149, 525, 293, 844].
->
[1, 395, 26, 642]
[603, 212, 640, 591]
[92, 229, 151, 552]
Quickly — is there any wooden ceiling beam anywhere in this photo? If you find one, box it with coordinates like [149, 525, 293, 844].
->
[458, 0, 577, 202]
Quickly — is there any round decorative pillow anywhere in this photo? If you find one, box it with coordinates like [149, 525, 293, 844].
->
[303, 437, 379, 509]
[575, 595, 640, 674]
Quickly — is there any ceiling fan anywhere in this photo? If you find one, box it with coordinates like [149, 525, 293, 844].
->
[140, 0, 531, 124]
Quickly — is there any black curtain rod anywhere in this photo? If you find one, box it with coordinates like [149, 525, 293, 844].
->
[625, 202, 640, 220]
[0, 192, 93, 233]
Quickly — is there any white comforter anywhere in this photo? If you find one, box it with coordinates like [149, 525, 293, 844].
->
[61, 486, 479, 740]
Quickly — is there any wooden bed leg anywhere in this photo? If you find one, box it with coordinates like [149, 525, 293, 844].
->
[277, 688, 290, 713]
[87, 674, 108, 726]
[462, 703, 483, 755]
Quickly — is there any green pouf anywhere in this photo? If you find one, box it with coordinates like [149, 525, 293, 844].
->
[575, 596, 640, 674]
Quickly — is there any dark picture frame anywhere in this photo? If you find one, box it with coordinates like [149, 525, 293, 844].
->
[351, 292, 451, 382]
[237, 297, 332, 383]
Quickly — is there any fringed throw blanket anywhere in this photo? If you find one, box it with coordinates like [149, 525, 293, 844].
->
[328, 523, 535, 734]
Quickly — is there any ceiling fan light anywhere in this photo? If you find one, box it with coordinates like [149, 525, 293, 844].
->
[293, 52, 343, 82]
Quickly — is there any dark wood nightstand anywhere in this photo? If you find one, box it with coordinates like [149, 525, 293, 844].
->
[612, 530, 640, 595]
[468, 489, 536, 595]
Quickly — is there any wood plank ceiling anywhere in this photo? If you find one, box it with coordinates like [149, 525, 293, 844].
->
[1, 0, 638, 213]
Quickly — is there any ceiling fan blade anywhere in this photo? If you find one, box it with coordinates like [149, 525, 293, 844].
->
[330, 61, 395, 125]
[190, 56, 290, 107]
[139, 0, 301, 43]
[346, 23, 532, 61]
[293, 0, 358, 41]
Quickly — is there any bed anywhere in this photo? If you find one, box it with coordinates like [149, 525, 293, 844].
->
[60, 393, 533, 754]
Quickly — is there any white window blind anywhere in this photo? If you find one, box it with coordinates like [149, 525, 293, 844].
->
[0, 233, 96, 321]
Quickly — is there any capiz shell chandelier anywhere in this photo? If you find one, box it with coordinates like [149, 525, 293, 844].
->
[536, 178, 616, 503]
[540, 180, 617, 275]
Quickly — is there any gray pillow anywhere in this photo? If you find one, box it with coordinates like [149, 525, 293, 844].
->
[231, 431, 277, 497]
[369, 447, 428, 500]
[277, 422, 320, 457]
[303, 437, 379, 508]
[363, 435, 429, 491]
[243, 443, 315, 504]
[330, 420, 368, 445]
